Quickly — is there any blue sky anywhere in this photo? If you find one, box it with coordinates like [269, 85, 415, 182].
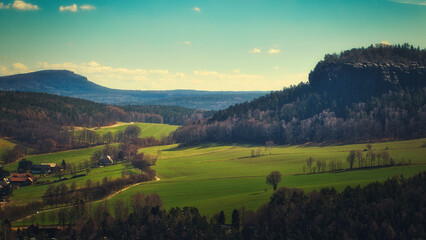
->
[0, 0, 425, 91]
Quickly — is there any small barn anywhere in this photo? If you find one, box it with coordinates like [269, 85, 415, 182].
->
[31, 163, 59, 174]
[31, 165, 51, 174]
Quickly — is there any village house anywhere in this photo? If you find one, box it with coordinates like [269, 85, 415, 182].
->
[31, 163, 59, 174]
[9, 173, 34, 187]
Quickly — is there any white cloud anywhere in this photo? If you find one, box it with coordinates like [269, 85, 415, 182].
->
[249, 48, 261, 54]
[0, 62, 30, 75]
[389, 0, 426, 5]
[184, 41, 192, 46]
[60, 4, 77, 12]
[12, 0, 39, 10]
[193, 70, 263, 80]
[12, 62, 28, 71]
[192, 7, 201, 12]
[88, 61, 100, 67]
[37, 61, 181, 90]
[380, 40, 391, 46]
[268, 48, 281, 54]
[176, 72, 186, 78]
[80, 4, 95, 10]
[2, 61, 283, 91]
[0, 2, 11, 9]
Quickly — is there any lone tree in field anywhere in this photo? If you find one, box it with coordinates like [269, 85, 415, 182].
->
[266, 171, 282, 191]
[347, 150, 356, 169]
[265, 140, 274, 155]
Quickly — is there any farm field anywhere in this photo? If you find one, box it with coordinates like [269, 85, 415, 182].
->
[0, 138, 15, 163]
[13, 138, 426, 226]
[3, 144, 112, 172]
[107, 138, 426, 218]
[90, 122, 179, 140]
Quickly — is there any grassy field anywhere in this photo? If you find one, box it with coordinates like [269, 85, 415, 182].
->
[3, 144, 113, 172]
[90, 122, 179, 140]
[13, 138, 426, 226]
[107, 138, 426, 218]
[0, 138, 15, 164]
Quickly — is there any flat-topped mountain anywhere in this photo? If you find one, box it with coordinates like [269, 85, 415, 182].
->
[0, 70, 266, 110]
[309, 44, 426, 104]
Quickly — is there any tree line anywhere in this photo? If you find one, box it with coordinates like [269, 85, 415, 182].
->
[303, 146, 410, 174]
[173, 86, 426, 145]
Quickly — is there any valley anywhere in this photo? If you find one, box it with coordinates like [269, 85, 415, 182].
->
[8, 135, 426, 226]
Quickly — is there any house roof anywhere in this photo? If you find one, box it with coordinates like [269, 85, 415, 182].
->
[101, 155, 113, 163]
[41, 163, 57, 168]
[11, 173, 34, 178]
[10, 177, 33, 182]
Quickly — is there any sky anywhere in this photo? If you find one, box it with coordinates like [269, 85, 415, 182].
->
[0, 0, 425, 91]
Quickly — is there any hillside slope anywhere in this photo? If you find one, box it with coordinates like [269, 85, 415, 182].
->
[173, 44, 426, 145]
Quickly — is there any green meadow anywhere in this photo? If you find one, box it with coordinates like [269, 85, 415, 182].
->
[106, 138, 426, 218]
[13, 138, 426, 226]
[90, 122, 179, 140]
[3, 145, 110, 172]
[0, 138, 16, 164]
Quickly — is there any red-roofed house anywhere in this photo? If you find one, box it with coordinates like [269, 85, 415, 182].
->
[9, 173, 34, 187]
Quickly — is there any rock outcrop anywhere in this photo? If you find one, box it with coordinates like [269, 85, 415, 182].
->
[309, 61, 426, 104]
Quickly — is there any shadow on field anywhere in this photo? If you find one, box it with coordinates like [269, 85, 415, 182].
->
[293, 163, 413, 176]
[296, 142, 350, 148]
[163, 143, 231, 152]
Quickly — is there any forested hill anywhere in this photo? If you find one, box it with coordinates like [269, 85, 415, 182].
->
[0, 70, 266, 110]
[173, 44, 426, 145]
[1, 91, 118, 126]
[0, 91, 200, 153]
[0, 91, 199, 126]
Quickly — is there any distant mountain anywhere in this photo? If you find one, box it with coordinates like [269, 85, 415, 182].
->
[173, 44, 426, 145]
[0, 70, 266, 110]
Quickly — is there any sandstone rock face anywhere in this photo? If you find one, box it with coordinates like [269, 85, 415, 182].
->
[309, 61, 426, 104]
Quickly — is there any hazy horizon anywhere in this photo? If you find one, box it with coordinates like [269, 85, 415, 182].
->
[1, 0, 425, 91]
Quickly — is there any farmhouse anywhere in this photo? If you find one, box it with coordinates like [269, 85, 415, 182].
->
[100, 155, 114, 166]
[31, 163, 59, 174]
[31, 165, 51, 174]
[9, 173, 34, 186]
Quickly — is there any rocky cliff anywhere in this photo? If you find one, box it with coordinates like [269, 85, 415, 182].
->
[309, 61, 426, 104]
